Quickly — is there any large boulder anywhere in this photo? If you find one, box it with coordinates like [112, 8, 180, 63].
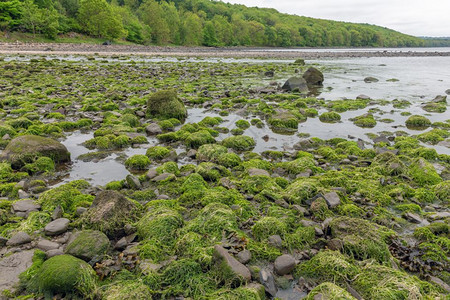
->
[65, 230, 110, 261]
[79, 190, 139, 238]
[0, 135, 70, 169]
[302, 67, 324, 86]
[281, 77, 309, 92]
[146, 89, 187, 120]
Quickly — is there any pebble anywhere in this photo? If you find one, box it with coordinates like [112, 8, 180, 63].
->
[236, 249, 252, 264]
[274, 254, 296, 275]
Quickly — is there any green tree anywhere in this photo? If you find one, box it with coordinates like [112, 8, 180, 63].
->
[181, 12, 202, 46]
[202, 20, 218, 46]
[21, 0, 59, 39]
[78, 0, 125, 39]
[0, 0, 22, 30]
[138, 0, 170, 44]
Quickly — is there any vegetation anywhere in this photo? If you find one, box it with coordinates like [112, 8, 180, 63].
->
[0, 0, 426, 47]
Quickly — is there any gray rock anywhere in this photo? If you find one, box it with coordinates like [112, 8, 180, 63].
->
[186, 149, 197, 158]
[152, 173, 174, 182]
[356, 94, 371, 100]
[274, 254, 296, 275]
[364, 76, 379, 83]
[46, 249, 64, 258]
[259, 269, 277, 297]
[6, 231, 31, 246]
[430, 276, 450, 293]
[268, 235, 283, 248]
[114, 237, 128, 250]
[236, 249, 252, 264]
[431, 95, 447, 103]
[65, 230, 110, 262]
[126, 174, 142, 190]
[18, 190, 29, 199]
[44, 218, 70, 236]
[37, 239, 60, 251]
[12, 200, 40, 214]
[76, 207, 87, 216]
[156, 194, 170, 200]
[404, 212, 429, 225]
[323, 191, 341, 208]
[0, 250, 34, 292]
[146, 168, 158, 179]
[428, 212, 450, 220]
[248, 168, 270, 177]
[213, 245, 251, 283]
[303, 67, 324, 86]
[281, 77, 309, 92]
[145, 123, 162, 135]
[51, 205, 63, 220]
[445, 89, 450, 95]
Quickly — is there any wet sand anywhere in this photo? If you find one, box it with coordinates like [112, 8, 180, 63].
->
[0, 42, 449, 58]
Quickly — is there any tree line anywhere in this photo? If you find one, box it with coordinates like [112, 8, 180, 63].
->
[0, 0, 426, 47]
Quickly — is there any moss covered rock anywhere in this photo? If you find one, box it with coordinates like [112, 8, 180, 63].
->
[305, 282, 357, 300]
[303, 67, 324, 86]
[103, 280, 153, 300]
[0, 135, 70, 169]
[319, 111, 341, 123]
[405, 115, 431, 129]
[65, 230, 110, 262]
[79, 190, 139, 238]
[222, 136, 256, 151]
[32, 254, 96, 297]
[197, 144, 228, 162]
[146, 89, 187, 120]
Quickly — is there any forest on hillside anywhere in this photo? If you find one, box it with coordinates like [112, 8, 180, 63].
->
[0, 0, 426, 47]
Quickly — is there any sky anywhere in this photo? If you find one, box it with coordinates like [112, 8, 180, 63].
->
[225, 0, 450, 37]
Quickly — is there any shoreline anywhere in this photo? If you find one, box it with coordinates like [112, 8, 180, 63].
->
[0, 42, 449, 58]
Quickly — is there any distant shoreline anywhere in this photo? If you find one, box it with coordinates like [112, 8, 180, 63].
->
[0, 42, 449, 59]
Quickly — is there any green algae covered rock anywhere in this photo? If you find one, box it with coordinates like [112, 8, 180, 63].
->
[65, 230, 110, 262]
[305, 282, 357, 300]
[409, 157, 442, 186]
[0, 135, 70, 169]
[371, 152, 406, 176]
[32, 254, 96, 297]
[102, 280, 153, 300]
[329, 216, 394, 263]
[405, 115, 431, 129]
[222, 135, 256, 151]
[319, 111, 341, 123]
[137, 207, 183, 244]
[79, 190, 139, 238]
[146, 89, 187, 120]
[197, 144, 228, 162]
[268, 111, 300, 130]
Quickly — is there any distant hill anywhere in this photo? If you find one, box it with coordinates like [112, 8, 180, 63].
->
[420, 37, 450, 47]
[0, 0, 426, 47]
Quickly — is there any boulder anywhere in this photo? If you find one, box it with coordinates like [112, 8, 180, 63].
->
[274, 254, 296, 275]
[0, 250, 34, 292]
[65, 230, 109, 262]
[44, 218, 70, 236]
[303, 67, 324, 86]
[281, 77, 309, 92]
[79, 190, 138, 238]
[146, 89, 187, 120]
[213, 245, 251, 285]
[0, 135, 70, 169]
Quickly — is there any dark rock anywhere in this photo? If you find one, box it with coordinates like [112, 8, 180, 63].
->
[274, 254, 296, 275]
[0, 135, 70, 169]
[264, 71, 274, 77]
[281, 77, 309, 92]
[259, 269, 277, 297]
[303, 67, 324, 86]
[268, 235, 283, 248]
[102, 41, 112, 45]
[364, 76, 379, 83]
[6, 231, 31, 246]
[44, 218, 70, 236]
[236, 249, 252, 264]
[403, 212, 428, 225]
[445, 89, 450, 95]
[145, 123, 162, 135]
[327, 238, 344, 251]
[322, 191, 341, 208]
[213, 245, 251, 284]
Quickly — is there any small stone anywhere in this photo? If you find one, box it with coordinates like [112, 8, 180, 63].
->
[46, 249, 64, 258]
[248, 168, 270, 177]
[12, 200, 40, 214]
[145, 123, 162, 135]
[18, 190, 29, 199]
[44, 218, 70, 236]
[259, 269, 277, 297]
[356, 94, 371, 100]
[114, 237, 128, 250]
[37, 239, 60, 251]
[274, 254, 296, 275]
[126, 174, 142, 190]
[428, 212, 450, 220]
[314, 227, 324, 236]
[236, 249, 252, 264]
[323, 191, 341, 208]
[6, 231, 31, 246]
[76, 207, 87, 216]
[157, 194, 170, 200]
[51, 205, 63, 220]
[186, 149, 197, 158]
[146, 168, 158, 179]
[327, 238, 344, 251]
[292, 205, 308, 215]
[364, 76, 379, 83]
[213, 245, 251, 283]
[267, 235, 283, 248]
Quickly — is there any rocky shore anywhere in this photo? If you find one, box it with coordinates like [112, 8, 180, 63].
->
[0, 42, 449, 58]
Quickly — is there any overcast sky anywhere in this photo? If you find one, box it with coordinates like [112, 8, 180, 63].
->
[225, 0, 450, 37]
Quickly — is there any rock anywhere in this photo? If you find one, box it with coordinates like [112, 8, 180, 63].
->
[281, 77, 309, 92]
[65, 230, 110, 262]
[6, 231, 31, 246]
[76, 207, 87, 216]
[152, 173, 175, 182]
[0, 237, 7, 247]
[274, 254, 296, 275]
[327, 238, 344, 251]
[356, 94, 371, 100]
[431, 95, 447, 103]
[248, 168, 270, 177]
[264, 70, 274, 77]
[51, 205, 63, 220]
[303, 67, 324, 86]
[0, 250, 34, 292]
[259, 269, 277, 297]
[156, 194, 170, 200]
[79, 190, 138, 238]
[126, 174, 142, 190]
[145, 123, 162, 135]
[146, 90, 187, 120]
[294, 58, 305, 65]
[44, 218, 70, 236]
[46, 249, 64, 258]
[213, 245, 251, 284]
[445, 89, 450, 95]
[364, 76, 379, 83]
[18, 190, 29, 199]
[428, 212, 450, 220]
[0, 135, 70, 169]
[12, 199, 40, 215]
[268, 235, 283, 248]
[236, 249, 252, 264]
[403, 212, 427, 224]
[114, 237, 128, 250]
[146, 168, 158, 179]
[322, 191, 341, 208]
[186, 149, 197, 158]
[37, 239, 60, 251]
[429, 276, 450, 293]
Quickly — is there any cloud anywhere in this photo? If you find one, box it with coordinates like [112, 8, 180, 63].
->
[225, 0, 450, 36]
